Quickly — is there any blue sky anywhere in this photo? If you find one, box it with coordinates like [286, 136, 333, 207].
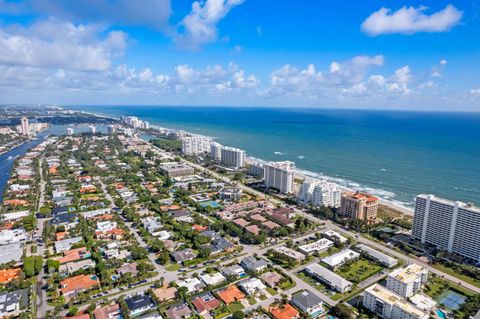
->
[0, 0, 479, 110]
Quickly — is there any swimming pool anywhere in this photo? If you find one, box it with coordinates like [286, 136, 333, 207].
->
[435, 309, 446, 319]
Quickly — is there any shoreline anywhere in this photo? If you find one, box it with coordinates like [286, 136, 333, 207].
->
[77, 108, 414, 215]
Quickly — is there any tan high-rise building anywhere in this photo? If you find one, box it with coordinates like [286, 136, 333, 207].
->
[339, 192, 378, 222]
[20, 117, 29, 136]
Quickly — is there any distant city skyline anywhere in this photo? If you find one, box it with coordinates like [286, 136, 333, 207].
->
[0, 1, 479, 111]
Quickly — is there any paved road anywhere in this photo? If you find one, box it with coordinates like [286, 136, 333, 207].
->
[35, 156, 52, 319]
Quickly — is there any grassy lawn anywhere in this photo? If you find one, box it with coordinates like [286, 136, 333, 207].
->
[166, 263, 181, 271]
[214, 310, 230, 319]
[279, 280, 296, 290]
[247, 296, 257, 305]
[336, 259, 383, 283]
[266, 287, 277, 295]
[228, 302, 244, 313]
[183, 257, 205, 268]
[431, 263, 480, 289]
[297, 272, 333, 294]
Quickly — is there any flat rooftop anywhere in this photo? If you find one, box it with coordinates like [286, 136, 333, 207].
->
[388, 264, 426, 284]
[366, 284, 427, 318]
[417, 194, 479, 212]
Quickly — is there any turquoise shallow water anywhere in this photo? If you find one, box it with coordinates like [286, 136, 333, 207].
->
[70, 106, 480, 207]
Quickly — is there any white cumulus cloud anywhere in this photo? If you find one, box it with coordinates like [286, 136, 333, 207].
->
[177, 0, 244, 49]
[361, 5, 462, 36]
[0, 18, 127, 71]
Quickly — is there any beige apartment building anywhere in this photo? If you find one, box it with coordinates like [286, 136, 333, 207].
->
[339, 192, 378, 222]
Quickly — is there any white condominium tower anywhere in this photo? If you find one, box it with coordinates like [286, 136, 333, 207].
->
[210, 142, 246, 168]
[210, 142, 222, 161]
[123, 116, 149, 129]
[386, 264, 428, 298]
[66, 127, 74, 136]
[363, 284, 428, 319]
[297, 179, 341, 208]
[412, 194, 480, 263]
[20, 117, 29, 136]
[181, 136, 212, 155]
[264, 161, 295, 194]
[220, 146, 245, 168]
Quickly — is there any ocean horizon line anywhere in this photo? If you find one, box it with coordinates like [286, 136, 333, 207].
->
[65, 104, 480, 114]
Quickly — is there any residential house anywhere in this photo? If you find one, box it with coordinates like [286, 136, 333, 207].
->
[55, 237, 83, 253]
[290, 290, 324, 318]
[94, 303, 122, 319]
[0, 289, 29, 318]
[60, 274, 100, 297]
[0, 268, 21, 284]
[125, 294, 156, 317]
[165, 303, 192, 319]
[216, 285, 245, 305]
[59, 259, 96, 276]
[260, 271, 282, 288]
[221, 265, 246, 279]
[153, 286, 177, 302]
[171, 249, 197, 264]
[237, 278, 267, 296]
[177, 277, 205, 294]
[191, 292, 221, 315]
[270, 304, 300, 319]
[200, 272, 226, 286]
[241, 256, 268, 273]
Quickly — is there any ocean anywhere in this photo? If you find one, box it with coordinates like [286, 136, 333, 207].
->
[70, 106, 480, 207]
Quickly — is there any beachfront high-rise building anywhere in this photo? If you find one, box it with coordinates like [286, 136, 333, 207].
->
[181, 136, 212, 156]
[66, 128, 74, 136]
[297, 179, 341, 208]
[107, 125, 116, 134]
[247, 162, 265, 179]
[363, 284, 429, 319]
[123, 116, 140, 128]
[339, 192, 378, 222]
[264, 161, 295, 194]
[386, 264, 428, 298]
[412, 194, 480, 263]
[210, 142, 222, 161]
[210, 142, 245, 168]
[20, 117, 29, 136]
[220, 146, 245, 168]
[88, 125, 96, 134]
